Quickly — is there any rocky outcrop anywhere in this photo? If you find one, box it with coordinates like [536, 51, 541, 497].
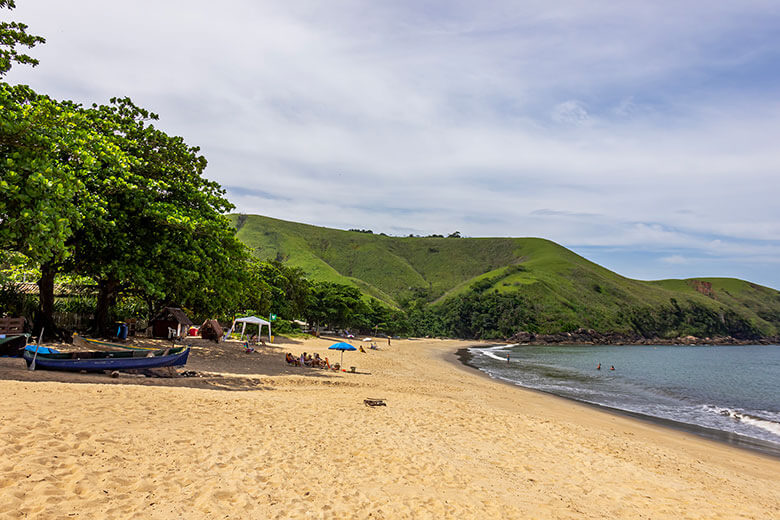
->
[690, 279, 715, 298]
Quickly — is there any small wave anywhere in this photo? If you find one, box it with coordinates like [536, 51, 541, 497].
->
[469, 344, 515, 362]
[482, 350, 511, 362]
[704, 406, 780, 438]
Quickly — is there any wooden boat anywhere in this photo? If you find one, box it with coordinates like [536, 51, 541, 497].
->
[23, 346, 190, 372]
[0, 334, 30, 357]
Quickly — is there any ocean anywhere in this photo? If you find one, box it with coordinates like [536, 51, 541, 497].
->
[465, 343, 780, 456]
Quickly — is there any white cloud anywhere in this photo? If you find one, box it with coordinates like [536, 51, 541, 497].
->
[551, 100, 589, 124]
[661, 255, 688, 265]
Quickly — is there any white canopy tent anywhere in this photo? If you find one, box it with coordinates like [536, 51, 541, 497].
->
[233, 316, 272, 342]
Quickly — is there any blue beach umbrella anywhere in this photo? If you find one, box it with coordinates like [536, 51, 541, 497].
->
[328, 342, 357, 368]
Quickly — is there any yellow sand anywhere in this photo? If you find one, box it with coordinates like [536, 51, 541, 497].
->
[1, 338, 778, 519]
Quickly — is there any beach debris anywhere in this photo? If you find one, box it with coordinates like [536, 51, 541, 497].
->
[364, 398, 386, 407]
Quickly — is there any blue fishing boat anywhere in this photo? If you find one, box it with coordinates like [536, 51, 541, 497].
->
[23, 346, 190, 372]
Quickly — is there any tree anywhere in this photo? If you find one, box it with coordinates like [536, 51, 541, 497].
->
[0, 1, 45, 77]
[69, 97, 246, 333]
[0, 85, 129, 337]
[305, 282, 365, 331]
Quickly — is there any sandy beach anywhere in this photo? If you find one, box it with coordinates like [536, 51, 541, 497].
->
[1, 337, 778, 519]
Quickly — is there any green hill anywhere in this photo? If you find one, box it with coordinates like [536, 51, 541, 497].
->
[231, 214, 780, 338]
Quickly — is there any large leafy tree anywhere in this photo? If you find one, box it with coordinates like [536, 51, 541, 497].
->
[305, 282, 366, 331]
[252, 260, 309, 319]
[0, 85, 129, 337]
[1, 3, 250, 335]
[70, 98, 247, 333]
[0, 1, 130, 338]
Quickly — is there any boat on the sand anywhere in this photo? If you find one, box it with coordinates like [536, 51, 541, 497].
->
[23, 346, 190, 372]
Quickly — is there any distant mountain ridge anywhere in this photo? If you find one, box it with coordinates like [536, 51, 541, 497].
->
[230, 214, 780, 339]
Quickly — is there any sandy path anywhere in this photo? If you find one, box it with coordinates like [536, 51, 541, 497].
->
[1, 338, 778, 519]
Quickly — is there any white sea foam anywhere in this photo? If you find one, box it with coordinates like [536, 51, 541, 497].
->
[482, 350, 510, 362]
[470, 344, 515, 362]
[705, 406, 780, 438]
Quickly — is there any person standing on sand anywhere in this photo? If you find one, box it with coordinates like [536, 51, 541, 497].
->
[387, 336, 391, 346]
[507, 353, 510, 364]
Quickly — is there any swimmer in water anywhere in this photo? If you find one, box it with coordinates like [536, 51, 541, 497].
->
[507, 353, 510, 364]
[610, 365, 615, 371]
[597, 363, 601, 370]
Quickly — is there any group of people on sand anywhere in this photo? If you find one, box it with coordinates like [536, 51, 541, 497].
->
[285, 352, 340, 371]
[596, 363, 615, 371]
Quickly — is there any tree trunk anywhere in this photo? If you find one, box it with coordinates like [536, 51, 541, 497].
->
[34, 263, 61, 341]
[95, 278, 120, 337]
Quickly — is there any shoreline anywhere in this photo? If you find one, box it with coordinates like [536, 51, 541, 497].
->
[452, 346, 780, 459]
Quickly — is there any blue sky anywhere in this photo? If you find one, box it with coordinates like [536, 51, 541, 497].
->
[5, 1, 780, 288]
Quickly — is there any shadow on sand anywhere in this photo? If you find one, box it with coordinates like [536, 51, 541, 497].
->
[0, 340, 340, 392]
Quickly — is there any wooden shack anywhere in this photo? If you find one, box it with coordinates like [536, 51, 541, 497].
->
[199, 319, 224, 342]
[150, 307, 193, 339]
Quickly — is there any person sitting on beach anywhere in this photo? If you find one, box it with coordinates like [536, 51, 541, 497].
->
[285, 353, 298, 366]
[313, 353, 322, 367]
[359, 345, 366, 353]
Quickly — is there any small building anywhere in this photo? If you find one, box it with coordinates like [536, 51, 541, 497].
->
[150, 307, 193, 339]
[199, 319, 224, 343]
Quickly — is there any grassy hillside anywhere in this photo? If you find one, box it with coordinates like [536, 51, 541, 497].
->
[231, 214, 780, 338]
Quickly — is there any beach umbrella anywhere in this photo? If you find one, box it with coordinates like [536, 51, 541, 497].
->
[328, 341, 357, 368]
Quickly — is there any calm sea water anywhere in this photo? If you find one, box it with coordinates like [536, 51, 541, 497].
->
[467, 344, 780, 451]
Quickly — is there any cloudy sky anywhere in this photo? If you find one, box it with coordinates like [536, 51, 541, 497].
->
[5, 1, 780, 288]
